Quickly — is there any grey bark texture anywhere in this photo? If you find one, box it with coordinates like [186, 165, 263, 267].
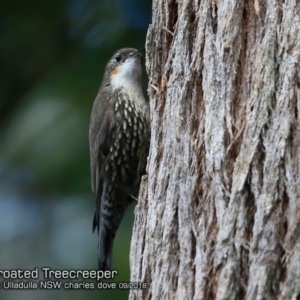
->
[129, 1, 300, 299]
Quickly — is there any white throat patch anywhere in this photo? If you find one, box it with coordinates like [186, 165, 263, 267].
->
[110, 57, 141, 90]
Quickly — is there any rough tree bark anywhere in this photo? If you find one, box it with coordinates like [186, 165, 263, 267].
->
[130, 1, 300, 299]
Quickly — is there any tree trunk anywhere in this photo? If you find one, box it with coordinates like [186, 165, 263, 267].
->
[129, 1, 300, 299]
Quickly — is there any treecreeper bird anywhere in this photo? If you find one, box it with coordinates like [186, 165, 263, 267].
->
[89, 48, 150, 271]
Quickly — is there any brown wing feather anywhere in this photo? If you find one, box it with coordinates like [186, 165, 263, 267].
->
[89, 87, 116, 230]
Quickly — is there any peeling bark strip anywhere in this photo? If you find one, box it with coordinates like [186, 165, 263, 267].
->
[130, 1, 300, 300]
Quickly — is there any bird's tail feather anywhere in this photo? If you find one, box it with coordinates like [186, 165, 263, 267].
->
[98, 228, 113, 271]
[95, 180, 126, 271]
[97, 180, 112, 271]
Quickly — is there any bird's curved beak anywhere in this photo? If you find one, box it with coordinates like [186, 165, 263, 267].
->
[132, 48, 145, 58]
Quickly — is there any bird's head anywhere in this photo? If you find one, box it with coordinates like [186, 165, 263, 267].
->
[103, 48, 144, 89]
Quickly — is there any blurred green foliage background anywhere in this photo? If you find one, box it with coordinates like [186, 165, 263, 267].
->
[0, 0, 151, 299]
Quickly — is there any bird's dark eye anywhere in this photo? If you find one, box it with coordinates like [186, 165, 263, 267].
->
[115, 54, 121, 62]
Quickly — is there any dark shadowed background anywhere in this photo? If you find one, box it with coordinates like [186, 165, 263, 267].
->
[0, 0, 151, 299]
